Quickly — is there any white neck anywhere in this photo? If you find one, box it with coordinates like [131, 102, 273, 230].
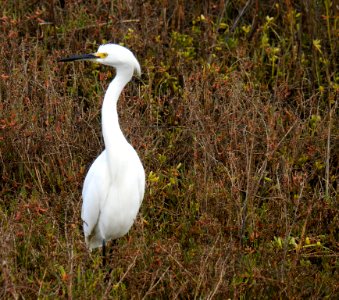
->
[101, 67, 134, 156]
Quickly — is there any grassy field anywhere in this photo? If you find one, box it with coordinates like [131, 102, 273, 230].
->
[1, 1, 338, 298]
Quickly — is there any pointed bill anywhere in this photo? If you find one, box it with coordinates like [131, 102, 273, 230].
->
[58, 53, 98, 62]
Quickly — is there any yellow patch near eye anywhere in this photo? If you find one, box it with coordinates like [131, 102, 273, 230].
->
[95, 52, 108, 58]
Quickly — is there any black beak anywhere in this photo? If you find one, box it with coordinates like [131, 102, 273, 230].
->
[58, 53, 98, 62]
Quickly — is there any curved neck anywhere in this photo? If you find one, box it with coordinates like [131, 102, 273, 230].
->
[101, 67, 134, 153]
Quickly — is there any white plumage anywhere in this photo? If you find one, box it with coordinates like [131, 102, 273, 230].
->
[59, 44, 145, 250]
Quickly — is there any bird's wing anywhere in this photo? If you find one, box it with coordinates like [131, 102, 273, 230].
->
[81, 151, 109, 243]
[127, 144, 145, 205]
[138, 162, 146, 205]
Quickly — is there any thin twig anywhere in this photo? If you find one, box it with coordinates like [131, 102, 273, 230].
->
[325, 99, 337, 199]
[142, 267, 170, 299]
[230, 0, 253, 32]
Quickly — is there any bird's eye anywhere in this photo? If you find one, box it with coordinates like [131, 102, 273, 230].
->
[96, 52, 108, 59]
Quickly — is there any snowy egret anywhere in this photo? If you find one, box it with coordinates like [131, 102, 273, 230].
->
[59, 44, 145, 262]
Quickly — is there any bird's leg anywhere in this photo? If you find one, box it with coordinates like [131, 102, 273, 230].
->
[105, 240, 117, 279]
[103, 240, 116, 282]
[102, 239, 106, 267]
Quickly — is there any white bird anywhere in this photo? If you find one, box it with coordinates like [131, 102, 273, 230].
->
[59, 44, 145, 260]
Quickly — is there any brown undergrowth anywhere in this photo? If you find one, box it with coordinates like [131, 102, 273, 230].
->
[1, 1, 338, 298]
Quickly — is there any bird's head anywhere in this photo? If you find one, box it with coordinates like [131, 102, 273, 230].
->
[58, 43, 141, 76]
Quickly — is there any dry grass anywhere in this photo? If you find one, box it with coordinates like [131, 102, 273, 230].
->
[1, 1, 338, 299]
